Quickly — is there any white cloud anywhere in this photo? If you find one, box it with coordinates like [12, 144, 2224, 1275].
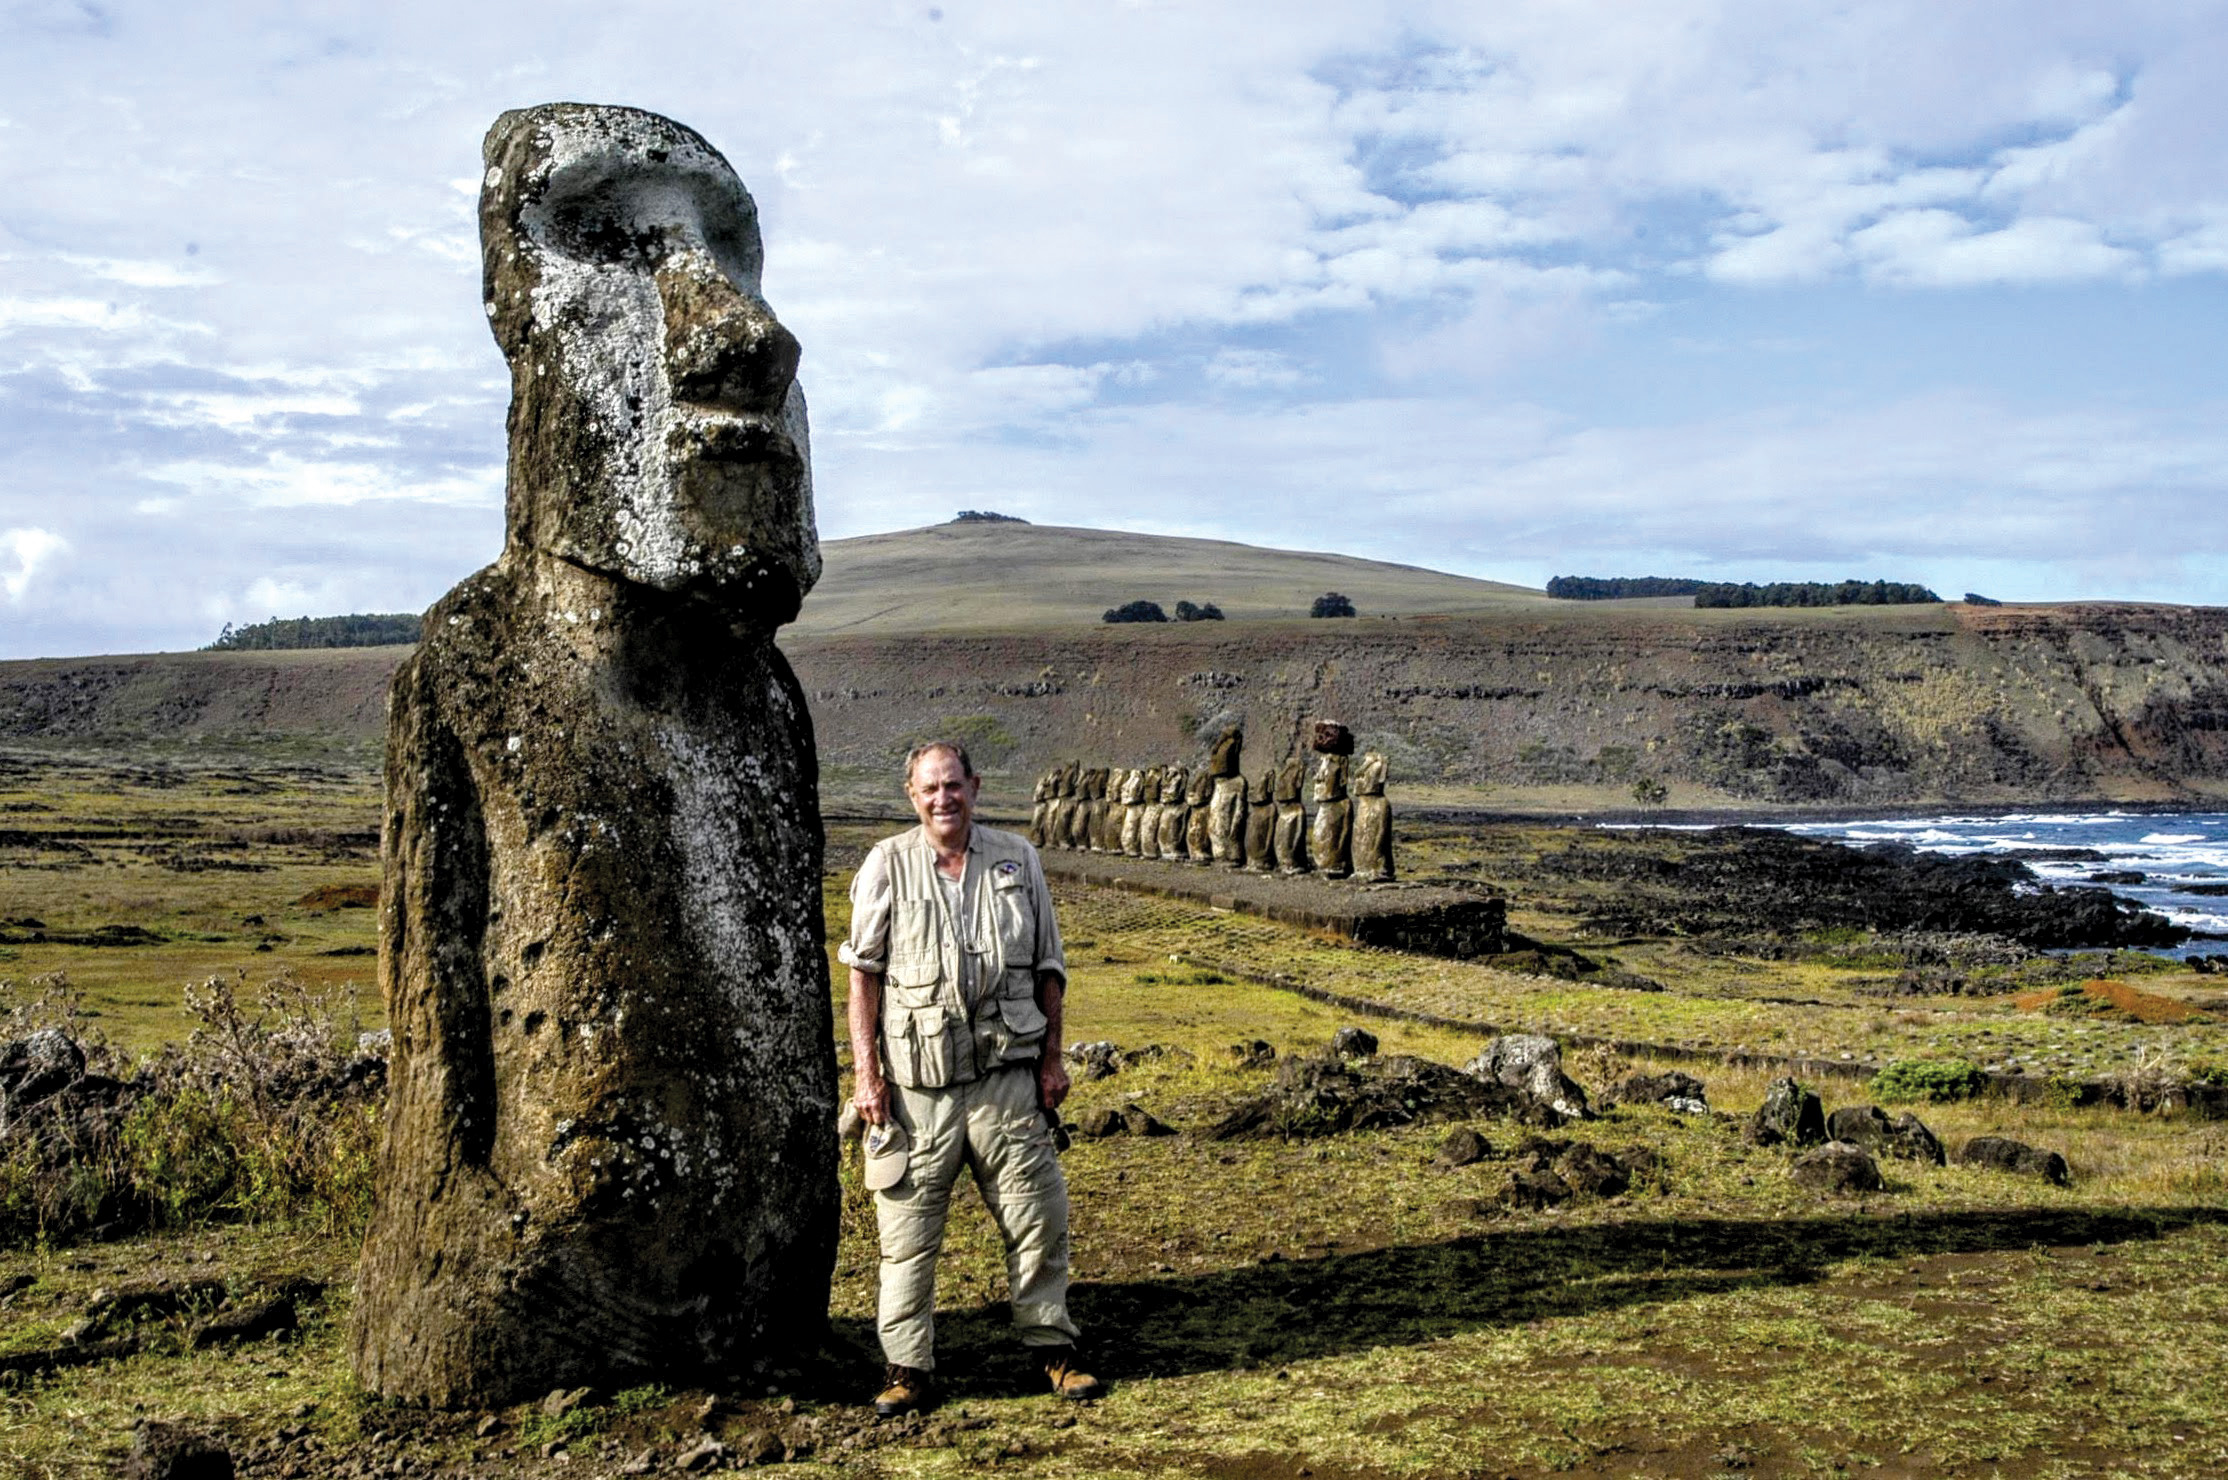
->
[1851, 211, 2139, 286]
[0, 527, 66, 601]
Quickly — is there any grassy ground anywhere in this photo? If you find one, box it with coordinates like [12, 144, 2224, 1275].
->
[5, 762, 2228, 1477]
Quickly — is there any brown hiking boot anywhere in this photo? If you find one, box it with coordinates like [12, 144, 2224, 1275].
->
[874, 1363, 935, 1417]
[1039, 1345, 1106, 1401]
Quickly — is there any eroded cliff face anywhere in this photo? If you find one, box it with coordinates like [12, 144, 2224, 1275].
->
[788, 603, 2228, 806]
[7, 602, 2228, 807]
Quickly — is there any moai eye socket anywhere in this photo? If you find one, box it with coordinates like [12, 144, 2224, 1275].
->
[534, 163, 764, 288]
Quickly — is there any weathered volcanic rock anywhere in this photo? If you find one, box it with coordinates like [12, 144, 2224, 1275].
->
[1748, 1077, 1826, 1148]
[1205, 1051, 1566, 1140]
[1243, 767, 1275, 872]
[351, 104, 837, 1408]
[1606, 1069, 1709, 1112]
[1826, 1104, 1945, 1165]
[1464, 1034, 1589, 1119]
[1310, 753, 1352, 879]
[1350, 750, 1393, 883]
[1790, 1141, 1886, 1194]
[1957, 1136, 2072, 1186]
[1272, 756, 1309, 874]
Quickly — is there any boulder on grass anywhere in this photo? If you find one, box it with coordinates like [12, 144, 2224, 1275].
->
[1956, 1136, 2071, 1186]
[127, 1421, 233, 1480]
[1434, 1127, 1491, 1169]
[1331, 1027, 1379, 1060]
[1790, 1141, 1886, 1194]
[1826, 1105, 1945, 1165]
[1608, 1069, 1708, 1113]
[1464, 1034, 1589, 1119]
[1747, 1077, 1826, 1148]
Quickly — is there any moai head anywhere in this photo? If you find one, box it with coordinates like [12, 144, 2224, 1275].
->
[480, 104, 818, 624]
[1274, 754, 1306, 803]
[1161, 764, 1189, 803]
[1353, 751, 1388, 796]
[1087, 767, 1108, 800]
[1208, 725, 1244, 778]
[1310, 719, 1355, 757]
[1186, 769, 1213, 806]
[1033, 770, 1052, 804]
[1122, 767, 1146, 803]
[1248, 766, 1274, 805]
[1312, 752, 1349, 802]
[1059, 760, 1080, 797]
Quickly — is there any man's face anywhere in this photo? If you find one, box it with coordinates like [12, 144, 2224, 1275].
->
[482, 106, 819, 620]
[907, 751, 979, 841]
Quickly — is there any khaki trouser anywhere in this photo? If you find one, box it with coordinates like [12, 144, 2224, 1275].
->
[876, 1064, 1080, 1370]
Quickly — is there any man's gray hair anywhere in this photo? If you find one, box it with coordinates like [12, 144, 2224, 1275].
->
[904, 740, 976, 784]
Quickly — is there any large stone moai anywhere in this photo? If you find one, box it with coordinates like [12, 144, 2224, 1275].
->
[1028, 769, 1053, 847]
[1205, 726, 1247, 868]
[1272, 754, 1310, 874]
[1310, 721, 1355, 880]
[353, 105, 836, 1407]
[1351, 750, 1394, 883]
[1053, 761, 1082, 849]
[1183, 769, 1214, 863]
[1085, 767, 1111, 852]
[1243, 766, 1276, 872]
[1157, 763, 1190, 859]
[1117, 767, 1146, 856]
[1137, 765, 1164, 859]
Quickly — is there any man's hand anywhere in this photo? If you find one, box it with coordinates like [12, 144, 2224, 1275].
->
[1037, 1055, 1071, 1112]
[854, 1064, 891, 1127]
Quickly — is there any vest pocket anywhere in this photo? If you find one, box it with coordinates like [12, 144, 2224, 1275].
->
[887, 1005, 956, 1089]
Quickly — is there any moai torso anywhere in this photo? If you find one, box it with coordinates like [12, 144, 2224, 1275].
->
[1351, 751, 1393, 882]
[1183, 769, 1214, 863]
[1242, 767, 1276, 872]
[1206, 726, 1247, 868]
[1156, 764, 1190, 858]
[353, 105, 834, 1407]
[1085, 767, 1111, 852]
[1272, 755, 1310, 873]
[1311, 753, 1353, 879]
[1028, 771, 1053, 848]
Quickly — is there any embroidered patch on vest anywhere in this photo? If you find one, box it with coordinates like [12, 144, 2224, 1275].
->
[995, 860, 1022, 878]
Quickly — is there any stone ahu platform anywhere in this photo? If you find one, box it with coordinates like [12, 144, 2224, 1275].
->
[1038, 852, 1508, 959]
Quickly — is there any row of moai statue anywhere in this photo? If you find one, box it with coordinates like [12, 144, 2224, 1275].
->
[1026, 722, 1393, 882]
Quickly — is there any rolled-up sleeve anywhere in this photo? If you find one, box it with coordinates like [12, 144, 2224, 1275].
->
[1026, 846, 1066, 985]
[837, 845, 893, 974]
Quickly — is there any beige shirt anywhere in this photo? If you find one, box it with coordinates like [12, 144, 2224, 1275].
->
[839, 823, 1067, 990]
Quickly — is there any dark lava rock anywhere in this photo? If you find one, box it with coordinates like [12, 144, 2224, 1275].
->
[1553, 1142, 1631, 1198]
[1790, 1141, 1886, 1194]
[1074, 1105, 1173, 1139]
[1068, 1041, 1123, 1081]
[191, 1294, 297, 1350]
[1463, 1034, 1589, 1118]
[0, 1028, 84, 1109]
[1957, 1136, 2072, 1186]
[127, 1420, 233, 1480]
[1501, 1167, 1571, 1210]
[1228, 1039, 1278, 1068]
[2088, 870, 2146, 885]
[1607, 1069, 1709, 1112]
[1826, 1105, 1944, 1165]
[351, 105, 836, 1407]
[1434, 1127, 1491, 1168]
[1206, 1051, 1564, 1141]
[1747, 1078, 1826, 1148]
[1331, 1026, 1379, 1059]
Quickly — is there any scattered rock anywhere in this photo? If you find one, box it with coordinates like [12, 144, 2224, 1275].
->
[1500, 1167, 1571, 1209]
[1228, 1039, 1278, 1068]
[1747, 1077, 1826, 1148]
[541, 1386, 595, 1419]
[676, 1437, 727, 1471]
[473, 1416, 502, 1439]
[0, 1027, 85, 1109]
[1067, 1041, 1123, 1080]
[1607, 1070, 1708, 1112]
[1463, 1034, 1590, 1119]
[1552, 1142, 1631, 1198]
[1207, 1050, 1570, 1141]
[1790, 1140, 1886, 1194]
[127, 1420, 234, 1480]
[1434, 1127, 1491, 1168]
[619, 1447, 658, 1475]
[1331, 1026, 1379, 1059]
[1957, 1136, 2072, 1186]
[1074, 1105, 1173, 1139]
[1826, 1105, 1944, 1165]
[734, 1428, 786, 1465]
[191, 1294, 298, 1350]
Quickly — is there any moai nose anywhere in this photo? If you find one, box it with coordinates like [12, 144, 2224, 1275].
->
[658, 256, 802, 414]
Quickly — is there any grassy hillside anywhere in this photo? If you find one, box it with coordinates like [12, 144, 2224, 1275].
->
[789, 521, 1543, 636]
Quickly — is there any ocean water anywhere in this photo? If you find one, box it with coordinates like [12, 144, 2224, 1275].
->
[1772, 812, 2228, 954]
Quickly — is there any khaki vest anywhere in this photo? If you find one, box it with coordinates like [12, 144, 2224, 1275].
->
[876, 826, 1049, 1089]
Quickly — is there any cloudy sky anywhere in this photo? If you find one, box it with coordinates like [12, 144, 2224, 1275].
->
[4, 0, 2227, 656]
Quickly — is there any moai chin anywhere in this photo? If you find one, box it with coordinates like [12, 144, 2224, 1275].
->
[1272, 755, 1310, 874]
[352, 105, 836, 1407]
[1351, 751, 1394, 882]
[1183, 768, 1214, 864]
[1157, 763, 1191, 859]
[1242, 766, 1276, 872]
[1206, 727, 1248, 868]
[1311, 752, 1353, 879]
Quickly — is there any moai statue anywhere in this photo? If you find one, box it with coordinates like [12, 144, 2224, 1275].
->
[1136, 764, 1164, 859]
[1272, 754, 1310, 874]
[1243, 766, 1276, 872]
[1027, 769, 1053, 848]
[1310, 721, 1355, 880]
[1156, 763, 1190, 859]
[1053, 760, 1081, 849]
[1119, 767, 1148, 856]
[1206, 726, 1247, 868]
[1084, 767, 1111, 852]
[1351, 750, 1394, 882]
[353, 105, 834, 1407]
[1183, 768, 1214, 863]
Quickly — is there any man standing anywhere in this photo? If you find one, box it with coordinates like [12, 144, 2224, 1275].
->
[840, 741, 1105, 1415]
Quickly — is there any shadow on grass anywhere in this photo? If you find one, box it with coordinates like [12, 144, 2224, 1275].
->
[892, 1205, 2227, 1395]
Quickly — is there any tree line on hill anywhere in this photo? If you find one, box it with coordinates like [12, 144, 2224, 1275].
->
[1102, 592, 1358, 623]
[204, 613, 423, 650]
[1549, 576, 1940, 608]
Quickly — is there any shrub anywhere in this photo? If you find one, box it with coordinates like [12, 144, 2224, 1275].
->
[1103, 600, 1168, 623]
[1963, 592, 2002, 606]
[1309, 592, 1356, 618]
[206, 613, 421, 650]
[1630, 777, 1668, 807]
[952, 510, 1027, 523]
[1173, 600, 1224, 621]
[1869, 1057, 1989, 1104]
